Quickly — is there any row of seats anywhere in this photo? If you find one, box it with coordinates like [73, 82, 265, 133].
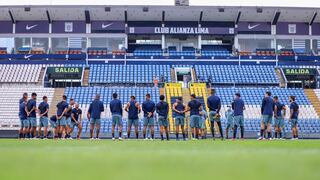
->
[54, 48, 82, 54]
[201, 50, 231, 56]
[195, 65, 279, 84]
[87, 48, 108, 56]
[215, 87, 311, 105]
[280, 49, 295, 56]
[256, 49, 276, 56]
[218, 105, 318, 120]
[89, 64, 171, 84]
[0, 64, 43, 83]
[65, 87, 160, 105]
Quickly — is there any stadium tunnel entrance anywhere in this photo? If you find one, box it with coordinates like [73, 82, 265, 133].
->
[45, 67, 83, 88]
[174, 67, 193, 88]
[282, 68, 318, 89]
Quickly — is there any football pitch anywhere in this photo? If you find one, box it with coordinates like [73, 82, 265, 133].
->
[0, 139, 319, 180]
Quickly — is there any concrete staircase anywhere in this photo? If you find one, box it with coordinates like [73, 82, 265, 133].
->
[82, 67, 90, 86]
[191, 68, 197, 82]
[275, 68, 287, 88]
[182, 88, 191, 105]
[304, 89, 320, 117]
[37, 66, 46, 86]
[182, 88, 191, 136]
[48, 88, 65, 117]
[170, 68, 176, 82]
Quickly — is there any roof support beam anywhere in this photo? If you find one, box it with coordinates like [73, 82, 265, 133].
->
[124, 10, 128, 23]
[199, 11, 203, 23]
[85, 10, 90, 24]
[162, 11, 165, 24]
[46, 10, 52, 24]
[309, 12, 317, 25]
[235, 11, 241, 25]
[8, 10, 15, 24]
[272, 11, 281, 25]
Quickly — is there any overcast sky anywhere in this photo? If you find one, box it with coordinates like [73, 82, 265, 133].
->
[0, 0, 319, 8]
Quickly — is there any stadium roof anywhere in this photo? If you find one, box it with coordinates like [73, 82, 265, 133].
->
[0, 0, 320, 8]
[0, 0, 319, 22]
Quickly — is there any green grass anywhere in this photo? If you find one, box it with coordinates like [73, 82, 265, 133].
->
[0, 139, 319, 180]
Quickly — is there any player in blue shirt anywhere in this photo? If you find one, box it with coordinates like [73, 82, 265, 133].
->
[26, 92, 37, 139]
[187, 94, 202, 140]
[87, 94, 104, 139]
[207, 89, 223, 140]
[19, 97, 28, 139]
[38, 96, 49, 139]
[172, 97, 187, 140]
[56, 95, 69, 139]
[232, 93, 245, 140]
[49, 115, 58, 139]
[156, 95, 169, 141]
[142, 93, 156, 140]
[273, 96, 286, 140]
[65, 98, 75, 139]
[289, 96, 299, 140]
[18, 93, 28, 139]
[258, 91, 274, 140]
[19, 92, 28, 105]
[225, 106, 234, 139]
[110, 93, 123, 140]
[70, 103, 82, 140]
[125, 96, 141, 139]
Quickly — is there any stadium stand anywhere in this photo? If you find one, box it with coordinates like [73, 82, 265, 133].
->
[68, 48, 82, 55]
[215, 87, 318, 120]
[195, 65, 279, 84]
[133, 45, 162, 56]
[0, 64, 43, 83]
[239, 51, 251, 56]
[65, 86, 160, 118]
[31, 47, 46, 54]
[64, 86, 161, 136]
[168, 46, 195, 56]
[256, 49, 276, 56]
[88, 64, 171, 84]
[0, 88, 54, 129]
[87, 48, 108, 56]
[53, 48, 68, 54]
[280, 49, 295, 56]
[201, 45, 231, 56]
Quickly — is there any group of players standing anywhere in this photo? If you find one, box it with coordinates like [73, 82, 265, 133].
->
[18, 89, 300, 140]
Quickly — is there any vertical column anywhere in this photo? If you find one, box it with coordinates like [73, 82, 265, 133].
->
[125, 23, 128, 49]
[48, 23, 52, 51]
[198, 23, 202, 50]
[162, 23, 165, 50]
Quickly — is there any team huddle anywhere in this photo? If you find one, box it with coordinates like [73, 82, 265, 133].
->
[18, 89, 300, 140]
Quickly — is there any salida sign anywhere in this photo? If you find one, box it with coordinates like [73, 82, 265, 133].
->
[53, 67, 82, 73]
[47, 67, 83, 79]
[283, 68, 317, 75]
